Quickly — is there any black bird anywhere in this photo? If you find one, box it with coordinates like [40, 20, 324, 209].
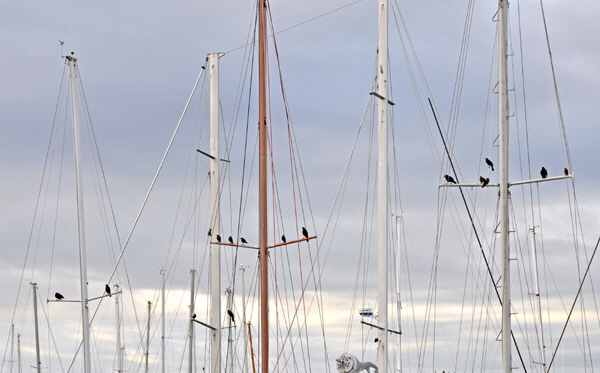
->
[444, 174, 457, 184]
[227, 309, 235, 323]
[479, 176, 490, 188]
[55, 292, 64, 300]
[281, 235, 286, 243]
[302, 227, 308, 239]
[374, 338, 379, 343]
[192, 313, 196, 319]
[208, 229, 212, 236]
[228, 236, 234, 244]
[216, 234, 221, 243]
[564, 167, 569, 176]
[240, 237, 248, 244]
[105, 284, 111, 297]
[485, 158, 494, 171]
[540, 167, 548, 179]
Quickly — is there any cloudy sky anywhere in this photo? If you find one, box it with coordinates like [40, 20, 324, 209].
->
[2, 1, 600, 373]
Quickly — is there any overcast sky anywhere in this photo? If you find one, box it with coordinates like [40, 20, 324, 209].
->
[2, 1, 600, 373]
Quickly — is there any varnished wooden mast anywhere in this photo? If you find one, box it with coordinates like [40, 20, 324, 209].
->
[258, 0, 269, 372]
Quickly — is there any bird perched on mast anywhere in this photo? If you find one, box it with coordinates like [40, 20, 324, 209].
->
[485, 158, 494, 171]
[444, 175, 457, 184]
[55, 292, 64, 300]
[302, 227, 308, 239]
[479, 176, 490, 188]
[281, 235, 286, 243]
[228, 236, 234, 244]
[105, 284, 111, 297]
[564, 167, 569, 176]
[227, 309, 235, 324]
[540, 167, 548, 179]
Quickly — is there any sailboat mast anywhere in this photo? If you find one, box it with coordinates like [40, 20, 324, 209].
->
[208, 52, 222, 373]
[17, 334, 21, 373]
[10, 323, 14, 373]
[161, 268, 166, 373]
[376, 1, 389, 372]
[189, 269, 196, 373]
[115, 284, 123, 373]
[497, 1, 511, 372]
[240, 265, 249, 373]
[258, 0, 269, 372]
[66, 54, 92, 373]
[529, 227, 546, 369]
[145, 301, 151, 373]
[31, 283, 41, 373]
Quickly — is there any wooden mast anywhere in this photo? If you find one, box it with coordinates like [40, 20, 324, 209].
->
[258, 0, 269, 373]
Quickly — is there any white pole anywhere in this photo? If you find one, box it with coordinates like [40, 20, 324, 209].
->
[66, 53, 92, 373]
[161, 268, 166, 373]
[189, 270, 196, 373]
[31, 283, 41, 373]
[17, 334, 21, 373]
[10, 323, 14, 373]
[497, 1, 512, 372]
[377, 1, 389, 372]
[145, 301, 151, 373]
[115, 284, 123, 373]
[395, 216, 402, 373]
[529, 227, 546, 370]
[240, 265, 249, 373]
[226, 288, 234, 373]
[208, 52, 223, 373]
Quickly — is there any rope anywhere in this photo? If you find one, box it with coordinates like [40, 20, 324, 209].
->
[105, 62, 207, 284]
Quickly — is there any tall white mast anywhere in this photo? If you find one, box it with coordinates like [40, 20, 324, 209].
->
[240, 265, 249, 373]
[114, 284, 123, 373]
[10, 323, 14, 373]
[208, 52, 223, 373]
[395, 216, 402, 373]
[376, 0, 389, 372]
[17, 334, 21, 373]
[161, 268, 166, 373]
[145, 301, 151, 373]
[189, 269, 196, 373]
[226, 288, 234, 373]
[66, 53, 92, 373]
[497, 1, 512, 372]
[31, 283, 41, 373]
[529, 227, 546, 369]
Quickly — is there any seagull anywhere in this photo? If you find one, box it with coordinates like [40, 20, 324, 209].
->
[479, 176, 490, 188]
[208, 229, 212, 236]
[227, 309, 235, 323]
[55, 292, 64, 300]
[302, 227, 308, 239]
[485, 158, 494, 171]
[444, 175, 457, 184]
[564, 167, 569, 176]
[228, 236, 234, 244]
[540, 167, 548, 179]
[216, 234, 221, 243]
[105, 284, 111, 297]
[281, 235, 286, 243]
[240, 237, 248, 244]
